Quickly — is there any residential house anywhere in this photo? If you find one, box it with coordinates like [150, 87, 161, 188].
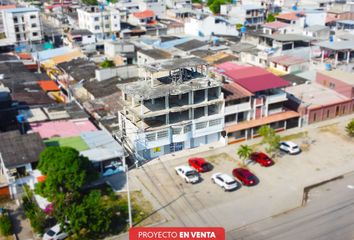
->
[137, 48, 172, 66]
[0, 4, 16, 34]
[303, 25, 330, 40]
[184, 15, 239, 37]
[128, 9, 156, 26]
[104, 40, 136, 65]
[214, 62, 300, 144]
[165, 0, 192, 9]
[2, 7, 42, 44]
[77, 6, 120, 40]
[262, 21, 289, 35]
[116, 0, 166, 18]
[65, 29, 96, 48]
[314, 40, 354, 68]
[0, 131, 45, 198]
[220, 4, 266, 27]
[117, 57, 225, 160]
[268, 55, 309, 75]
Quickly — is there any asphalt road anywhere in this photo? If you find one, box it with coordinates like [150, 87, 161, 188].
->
[229, 173, 354, 240]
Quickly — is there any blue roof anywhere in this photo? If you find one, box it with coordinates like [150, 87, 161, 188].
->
[155, 37, 191, 49]
[5, 7, 39, 13]
[32, 46, 72, 62]
[80, 131, 123, 154]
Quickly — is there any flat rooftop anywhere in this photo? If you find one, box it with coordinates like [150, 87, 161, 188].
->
[286, 83, 350, 107]
[317, 69, 354, 86]
[315, 40, 354, 50]
[143, 57, 207, 72]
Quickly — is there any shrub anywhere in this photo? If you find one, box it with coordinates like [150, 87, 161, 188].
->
[22, 196, 46, 234]
[0, 214, 12, 236]
[346, 119, 354, 137]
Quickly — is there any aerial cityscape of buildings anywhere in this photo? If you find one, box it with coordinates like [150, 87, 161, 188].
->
[0, 0, 353, 239]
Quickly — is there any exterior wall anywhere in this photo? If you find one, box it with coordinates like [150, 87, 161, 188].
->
[316, 72, 354, 98]
[305, 12, 326, 26]
[3, 9, 42, 43]
[104, 41, 135, 58]
[77, 8, 120, 40]
[139, 1, 166, 18]
[307, 100, 354, 124]
[137, 51, 156, 66]
[184, 16, 239, 37]
[269, 62, 308, 74]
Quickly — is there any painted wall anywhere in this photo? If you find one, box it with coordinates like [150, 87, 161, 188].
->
[316, 72, 354, 98]
[307, 100, 354, 124]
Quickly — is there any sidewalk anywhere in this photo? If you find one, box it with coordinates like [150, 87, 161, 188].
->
[8, 201, 35, 240]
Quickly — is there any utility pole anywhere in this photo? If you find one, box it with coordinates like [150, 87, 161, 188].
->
[124, 153, 133, 228]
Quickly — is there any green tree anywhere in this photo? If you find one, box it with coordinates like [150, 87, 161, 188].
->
[346, 119, 354, 137]
[258, 125, 280, 156]
[209, 0, 225, 14]
[207, 0, 214, 6]
[82, 0, 98, 5]
[100, 59, 115, 68]
[36, 147, 98, 201]
[266, 13, 276, 22]
[0, 214, 12, 236]
[237, 145, 252, 166]
[192, 0, 202, 3]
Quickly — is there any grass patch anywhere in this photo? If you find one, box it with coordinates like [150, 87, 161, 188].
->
[281, 131, 308, 141]
[318, 123, 339, 134]
[205, 153, 235, 165]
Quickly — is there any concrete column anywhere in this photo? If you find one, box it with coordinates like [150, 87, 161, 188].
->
[284, 120, 287, 130]
[165, 96, 169, 109]
[166, 114, 169, 124]
[152, 98, 155, 104]
[140, 100, 144, 116]
[190, 91, 194, 104]
[204, 88, 208, 102]
[347, 51, 350, 64]
[204, 106, 208, 116]
[334, 52, 338, 67]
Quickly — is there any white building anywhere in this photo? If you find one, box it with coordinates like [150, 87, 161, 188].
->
[220, 4, 265, 26]
[2, 7, 42, 44]
[117, 57, 225, 160]
[116, 0, 166, 18]
[166, 0, 192, 9]
[77, 6, 120, 40]
[185, 15, 239, 37]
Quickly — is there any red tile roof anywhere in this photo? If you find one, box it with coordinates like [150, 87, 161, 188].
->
[276, 12, 304, 21]
[133, 9, 155, 19]
[215, 62, 289, 93]
[38, 80, 60, 92]
[269, 55, 307, 66]
[262, 21, 289, 29]
[0, 4, 16, 10]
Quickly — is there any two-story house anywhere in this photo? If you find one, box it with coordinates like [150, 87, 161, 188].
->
[214, 62, 300, 144]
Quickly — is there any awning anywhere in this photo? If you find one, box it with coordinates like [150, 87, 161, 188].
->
[225, 111, 300, 133]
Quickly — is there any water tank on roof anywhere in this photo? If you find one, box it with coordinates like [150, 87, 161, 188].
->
[325, 63, 332, 71]
[241, 26, 246, 33]
[111, 35, 117, 41]
[329, 35, 334, 42]
[292, 5, 297, 11]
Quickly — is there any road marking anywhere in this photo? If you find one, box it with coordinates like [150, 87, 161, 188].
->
[347, 185, 354, 189]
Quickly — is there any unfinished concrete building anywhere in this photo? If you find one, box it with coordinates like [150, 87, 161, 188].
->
[117, 57, 225, 160]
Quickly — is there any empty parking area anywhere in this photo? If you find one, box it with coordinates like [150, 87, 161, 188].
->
[131, 120, 354, 232]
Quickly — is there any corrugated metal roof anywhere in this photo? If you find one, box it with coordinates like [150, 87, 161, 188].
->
[133, 9, 155, 19]
[32, 47, 72, 62]
[315, 40, 354, 50]
[262, 21, 289, 29]
[80, 130, 123, 155]
[4, 7, 38, 13]
[269, 55, 307, 66]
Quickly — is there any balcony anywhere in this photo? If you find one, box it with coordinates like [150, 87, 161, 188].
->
[225, 102, 251, 115]
[267, 92, 287, 104]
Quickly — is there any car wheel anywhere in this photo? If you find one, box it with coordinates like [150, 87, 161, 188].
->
[222, 187, 226, 192]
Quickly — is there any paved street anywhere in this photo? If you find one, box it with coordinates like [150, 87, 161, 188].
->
[127, 114, 354, 237]
[232, 172, 354, 240]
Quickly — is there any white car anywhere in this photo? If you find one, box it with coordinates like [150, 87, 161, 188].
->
[211, 173, 239, 191]
[175, 165, 200, 183]
[43, 224, 68, 240]
[279, 141, 301, 154]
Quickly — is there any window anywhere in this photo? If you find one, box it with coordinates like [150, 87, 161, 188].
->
[94, 25, 100, 30]
[13, 17, 18, 23]
[31, 23, 37, 28]
[104, 16, 109, 20]
[172, 128, 182, 135]
[157, 130, 168, 139]
[146, 133, 156, 141]
[329, 82, 335, 89]
[30, 15, 36, 19]
[183, 125, 191, 133]
[195, 122, 207, 130]
[105, 24, 109, 28]
[114, 15, 117, 19]
[94, 17, 99, 21]
[32, 32, 38, 37]
[209, 119, 221, 126]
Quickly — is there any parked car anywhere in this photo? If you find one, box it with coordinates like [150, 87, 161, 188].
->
[279, 141, 301, 154]
[175, 165, 200, 183]
[43, 224, 68, 240]
[188, 157, 212, 172]
[250, 152, 274, 167]
[232, 168, 257, 186]
[211, 173, 239, 191]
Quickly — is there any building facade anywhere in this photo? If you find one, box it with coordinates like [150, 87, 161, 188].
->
[77, 6, 120, 40]
[2, 7, 42, 44]
[117, 57, 225, 160]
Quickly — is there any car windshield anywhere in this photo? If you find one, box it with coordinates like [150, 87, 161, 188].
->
[46, 230, 56, 237]
[186, 171, 197, 177]
[226, 180, 237, 185]
[201, 163, 209, 170]
[291, 146, 299, 149]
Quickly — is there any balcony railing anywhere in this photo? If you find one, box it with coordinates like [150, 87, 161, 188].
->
[267, 92, 287, 104]
[225, 102, 251, 115]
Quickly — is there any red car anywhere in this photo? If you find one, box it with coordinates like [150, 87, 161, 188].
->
[188, 157, 212, 173]
[232, 168, 257, 186]
[250, 152, 274, 167]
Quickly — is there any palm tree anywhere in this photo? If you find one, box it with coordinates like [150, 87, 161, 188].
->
[237, 145, 253, 166]
[346, 119, 354, 137]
